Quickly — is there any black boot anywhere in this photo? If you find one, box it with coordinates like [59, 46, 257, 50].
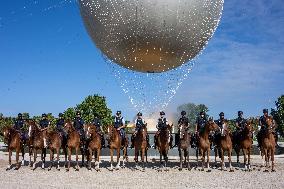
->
[146, 134, 151, 148]
[101, 135, 106, 148]
[130, 135, 134, 149]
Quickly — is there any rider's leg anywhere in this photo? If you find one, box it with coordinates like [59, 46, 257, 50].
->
[174, 132, 180, 147]
[130, 134, 135, 148]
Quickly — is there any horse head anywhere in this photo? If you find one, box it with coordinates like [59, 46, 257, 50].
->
[179, 123, 188, 139]
[220, 120, 229, 137]
[85, 124, 96, 139]
[64, 120, 74, 134]
[207, 118, 219, 132]
[26, 119, 38, 138]
[2, 126, 12, 141]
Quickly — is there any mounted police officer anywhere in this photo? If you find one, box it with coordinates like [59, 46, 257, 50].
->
[174, 111, 189, 147]
[154, 111, 173, 149]
[194, 111, 208, 148]
[14, 113, 27, 143]
[73, 111, 85, 142]
[39, 113, 50, 162]
[130, 112, 150, 148]
[257, 109, 278, 148]
[114, 111, 127, 147]
[56, 113, 67, 146]
[233, 111, 247, 148]
[92, 112, 106, 148]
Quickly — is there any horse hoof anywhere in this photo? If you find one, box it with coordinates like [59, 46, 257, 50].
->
[201, 168, 204, 171]
[48, 168, 51, 171]
[88, 168, 92, 171]
[109, 169, 113, 172]
[178, 168, 182, 171]
[57, 168, 60, 171]
[66, 169, 69, 172]
[206, 169, 211, 172]
[229, 169, 234, 172]
[271, 170, 276, 172]
[264, 170, 269, 172]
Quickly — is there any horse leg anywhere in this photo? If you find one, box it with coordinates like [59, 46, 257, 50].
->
[201, 149, 205, 171]
[135, 148, 139, 169]
[214, 147, 218, 168]
[242, 148, 246, 171]
[56, 148, 60, 171]
[221, 149, 224, 171]
[115, 149, 121, 170]
[6, 149, 12, 170]
[264, 149, 268, 172]
[229, 149, 234, 172]
[122, 147, 127, 168]
[195, 148, 199, 169]
[75, 147, 79, 171]
[48, 149, 53, 171]
[29, 147, 32, 167]
[271, 149, 275, 172]
[141, 148, 145, 172]
[66, 147, 71, 172]
[41, 148, 46, 169]
[88, 148, 92, 171]
[110, 148, 114, 171]
[206, 149, 211, 172]
[96, 148, 101, 171]
[32, 149, 37, 170]
[159, 153, 163, 171]
[178, 149, 183, 171]
[164, 151, 169, 171]
[21, 145, 25, 166]
[236, 147, 240, 168]
[247, 148, 251, 171]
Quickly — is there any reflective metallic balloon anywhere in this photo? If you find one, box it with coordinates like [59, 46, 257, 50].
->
[79, 0, 224, 73]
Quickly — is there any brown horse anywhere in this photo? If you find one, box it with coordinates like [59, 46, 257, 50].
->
[156, 124, 172, 171]
[107, 125, 128, 171]
[260, 116, 276, 172]
[2, 126, 25, 170]
[234, 120, 253, 171]
[196, 118, 218, 171]
[214, 120, 234, 171]
[133, 124, 148, 171]
[85, 124, 102, 171]
[178, 123, 191, 171]
[27, 120, 47, 170]
[46, 129, 67, 171]
[64, 121, 84, 171]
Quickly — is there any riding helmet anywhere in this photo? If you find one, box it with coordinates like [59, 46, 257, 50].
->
[137, 112, 142, 116]
[263, 109, 268, 113]
[116, 111, 121, 115]
[160, 111, 165, 116]
[238, 111, 243, 116]
[200, 111, 205, 115]
[181, 111, 186, 116]
[18, 113, 22, 117]
[42, 113, 47, 117]
[219, 112, 224, 116]
[76, 111, 81, 116]
[58, 113, 64, 117]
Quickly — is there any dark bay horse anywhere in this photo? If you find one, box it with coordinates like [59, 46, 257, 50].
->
[214, 120, 234, 171]
[260, 116, 276, 172]
[27, 120, 47, 170]
[46, 130, 67, 171]
[2, 126, 25, 170]
[85, 124, 102, 171]
[156, 124, 173, 171]
[196, 118, 218, 171]
[64, 121, 84, 171]
[178, 123, 191, 171]
[234, 120, 253, 171]
[107, 125, 128, 171]
[133, 124, 148, 171]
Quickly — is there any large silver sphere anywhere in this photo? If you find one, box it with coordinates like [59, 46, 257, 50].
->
[79, 0, 224, 73]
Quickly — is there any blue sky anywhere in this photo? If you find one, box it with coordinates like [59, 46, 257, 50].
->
[0, 0, 283, 120]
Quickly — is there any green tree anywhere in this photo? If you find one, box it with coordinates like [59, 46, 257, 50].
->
[63, 95, 113, 132]
[271, 95, 284, 137]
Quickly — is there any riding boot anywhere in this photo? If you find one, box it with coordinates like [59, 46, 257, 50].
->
[101, 135, 106, 148]
[256, 133, 261, 148]
[174, 133, 179, 147]
[154, 135, 157, 149]
[146, 134, 151, 148]
[130, 135, 134, 149]
[170, 135, 173, 149]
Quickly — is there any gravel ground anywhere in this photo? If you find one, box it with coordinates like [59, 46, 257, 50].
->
[0, 151, 284, 189]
